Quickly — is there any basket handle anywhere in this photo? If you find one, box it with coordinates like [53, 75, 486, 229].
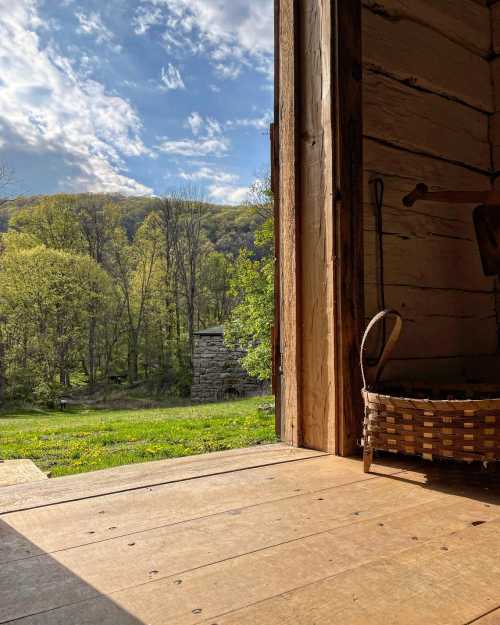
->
[361, 309, 403, 390]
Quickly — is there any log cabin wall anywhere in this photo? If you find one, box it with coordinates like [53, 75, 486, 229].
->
[362, 0, 500, 384]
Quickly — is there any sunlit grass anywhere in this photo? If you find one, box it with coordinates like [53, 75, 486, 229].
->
[0, 397, 277, 477]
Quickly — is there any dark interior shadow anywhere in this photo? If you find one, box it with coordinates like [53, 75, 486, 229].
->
[0, 519, 145, 625]
[368, 451, 500, 506]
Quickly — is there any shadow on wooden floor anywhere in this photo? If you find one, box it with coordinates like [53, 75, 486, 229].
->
[1, 520, 145, 625]
[369, 451, 500, 506]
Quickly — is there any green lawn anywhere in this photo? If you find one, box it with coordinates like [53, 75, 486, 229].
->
[0, 397, 277, 477]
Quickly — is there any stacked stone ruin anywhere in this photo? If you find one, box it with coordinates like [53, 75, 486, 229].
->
[191, 327, 264, 403]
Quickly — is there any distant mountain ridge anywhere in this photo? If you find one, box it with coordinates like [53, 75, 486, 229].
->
[0, 193, 262, 258]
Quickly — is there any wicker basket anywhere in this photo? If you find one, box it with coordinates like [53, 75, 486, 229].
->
[361, 310, 500, 473]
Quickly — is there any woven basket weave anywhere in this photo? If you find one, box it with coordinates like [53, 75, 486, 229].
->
[361, 310, 500, 473]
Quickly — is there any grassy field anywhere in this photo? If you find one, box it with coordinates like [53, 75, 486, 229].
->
[0, 397, 277, 477]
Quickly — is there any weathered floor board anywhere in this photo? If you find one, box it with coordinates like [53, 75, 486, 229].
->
[1, 454, 388, 560]
[0, 460, 47, 488]
[2, 448, 500, 625]
[0, 444, 324, 515]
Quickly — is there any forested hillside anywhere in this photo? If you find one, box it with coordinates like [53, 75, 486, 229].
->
[1, 194, 262, 258]
[0, 189, 273, 404]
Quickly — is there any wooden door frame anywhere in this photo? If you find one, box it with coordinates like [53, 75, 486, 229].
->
[274, 0, 364, 455]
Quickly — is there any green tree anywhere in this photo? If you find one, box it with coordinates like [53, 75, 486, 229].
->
[109, 213, 164, 383]
[225, 218, 274, 381]
[0, 185, 272, 401]
[199, 251, 233, 326]
[0, 241, 110, 400]
[9, 195, 83, 252]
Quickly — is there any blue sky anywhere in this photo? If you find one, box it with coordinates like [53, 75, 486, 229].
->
[0, 0, 273, 204]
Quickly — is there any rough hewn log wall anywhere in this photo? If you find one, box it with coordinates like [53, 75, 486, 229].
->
[362, 0, 500, 383]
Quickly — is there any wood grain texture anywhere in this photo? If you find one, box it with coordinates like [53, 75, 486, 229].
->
[469, 609, 500, 624]
[490, 112, 500, 174]
[4, 497, 493, 623]
[277, 0, 364, 454]
[363, 7, 493, 112]
[363, 0, 491, 58]
[0, 460, 47, 487]
[272, 0, 281, 436]
[364, 138, 492, 233]
[365, 284, 497, 358]
[278, 0, 301, 447]
[4, 454, 500, 625]
[296, 0, 336, 452]
[363, 142, 495, 290]
[0, 445, 324, 515]
[200, 521, 500, 625]
[492, 3, 500, 55]
[271, 122, 281, 434]
[364, 230, 491, 291]
[364, 136, 491, 191]
[490, 57, 500, 114]
[382, 353, 500, 384]
[2, 471, 448, 621]
[364, 72, 491, 171]
[1, 455, 402, 562]
[334, 0, 365, 455]
[342, 0, 495, 441]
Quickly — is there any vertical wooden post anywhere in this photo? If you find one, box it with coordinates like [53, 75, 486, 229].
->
[276, 0, 364, 454]
[271, 0, 282, 438]
[296, 0, 336, 452]
[333, 0, 365, 455]
[271, 124, 282, 437]
[277, 0, 301, 447]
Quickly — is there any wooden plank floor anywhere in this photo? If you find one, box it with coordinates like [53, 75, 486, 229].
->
[1, 444, 500, 624]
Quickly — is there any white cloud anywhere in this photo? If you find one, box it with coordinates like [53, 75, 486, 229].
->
[185, 113, 222, 138]
[156, 137, 229, 157]
[209, 184, 249, 205]
[76, 11, 121, 52]
[78, 53, 100, 77]
[133, 6, 163, 35]
[186, 112, 203, 136]
[205, 118, 222, 137]
[214, 62, 241, 80]
[136, 0, 273, 80]
[0, 2, 151, 195]
[160, 63, 185, 90]
[179, 166, 238, 184]
[158, 113, 228, 157]
[227, 111, 272, 131]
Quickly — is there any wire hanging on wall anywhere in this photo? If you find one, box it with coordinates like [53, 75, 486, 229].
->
[369, 176, 386, 362]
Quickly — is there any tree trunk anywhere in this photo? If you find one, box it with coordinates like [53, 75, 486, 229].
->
[59, 365, 70, 387]
[88, 312, 97, 386]
[0, 339, 6, 401]
[187, 296, 195, 364]
[128, 330, 139, 384]
[174, 283, 182, 364]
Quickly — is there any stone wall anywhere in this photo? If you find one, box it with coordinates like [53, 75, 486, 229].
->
[191, 333, 265, 403]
